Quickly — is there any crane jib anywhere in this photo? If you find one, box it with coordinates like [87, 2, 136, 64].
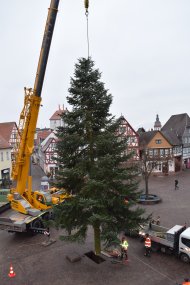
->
[34, 0, 60, 97]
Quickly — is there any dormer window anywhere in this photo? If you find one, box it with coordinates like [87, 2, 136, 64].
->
[155, 139, 162, 144]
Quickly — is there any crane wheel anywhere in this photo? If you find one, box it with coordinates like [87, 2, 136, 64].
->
[31, 219, 43, 229]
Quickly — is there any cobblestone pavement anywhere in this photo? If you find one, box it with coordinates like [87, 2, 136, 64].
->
[0, 168, 190, 285]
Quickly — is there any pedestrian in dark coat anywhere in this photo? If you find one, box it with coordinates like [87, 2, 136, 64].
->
[175, 179, 179, 190]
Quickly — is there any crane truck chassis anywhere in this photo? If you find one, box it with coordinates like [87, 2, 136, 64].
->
[139, 222, 190, 263]
[0, 202, 52, 233]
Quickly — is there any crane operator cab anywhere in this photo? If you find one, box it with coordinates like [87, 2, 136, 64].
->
[32, 191, 59, 211]
[7, 189, 61, 214]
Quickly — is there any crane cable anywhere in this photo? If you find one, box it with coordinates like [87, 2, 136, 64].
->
[84, 0, 90, 58]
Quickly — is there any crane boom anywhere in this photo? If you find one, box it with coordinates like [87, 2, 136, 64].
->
[34, 0, 59, 97]
[11, 0, 60, 198]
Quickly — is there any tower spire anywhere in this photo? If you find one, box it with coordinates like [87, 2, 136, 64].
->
[154, 114, 161, 130]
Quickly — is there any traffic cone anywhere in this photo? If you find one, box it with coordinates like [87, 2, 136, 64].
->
[8, 264, 16, 278]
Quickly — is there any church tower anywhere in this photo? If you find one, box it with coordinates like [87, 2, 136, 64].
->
[154, 114, 161, 130]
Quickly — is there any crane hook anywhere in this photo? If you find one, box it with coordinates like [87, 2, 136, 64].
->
[84, 0, 89, 15]
[84, 0, 89, 9]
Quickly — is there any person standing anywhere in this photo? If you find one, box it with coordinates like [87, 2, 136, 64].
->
[120, 236, 129, 261]
[144, 233, 151, 257]
[175, 179, 179, 190]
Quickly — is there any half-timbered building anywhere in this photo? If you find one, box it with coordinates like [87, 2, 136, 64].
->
[162, 113, 190, 169]
[37, 132, 58, 177]
[118, 115, 140, 161]
[139, 130, 182, 175]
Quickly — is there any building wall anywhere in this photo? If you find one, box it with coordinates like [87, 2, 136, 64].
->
[151, 159, 175, 174]
[50, 119, 65, 131]
[0, 148, 12, 180]
[141, 132, 181, 175]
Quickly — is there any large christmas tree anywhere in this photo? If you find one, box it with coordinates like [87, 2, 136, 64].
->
[54, 57, 144, 254]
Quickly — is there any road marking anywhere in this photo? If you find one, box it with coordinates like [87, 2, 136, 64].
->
[130, 253, 176, 283]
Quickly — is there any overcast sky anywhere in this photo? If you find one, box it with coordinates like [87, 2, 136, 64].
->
[1, 0, 190, 130]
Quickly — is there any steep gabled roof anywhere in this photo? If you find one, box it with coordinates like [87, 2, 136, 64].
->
[36, 129, 52, 145]
[0, 134, 11, 149]
[139, 130, 157, 147]
[118, 115, 139, 136]
[0, 122, 16, 142]
[162, 113, 190, 137]
[139, 130, 181, 148]
[41, 132, 57, 148]
[50, 105, 68, 121]
[50, 110, 64, 120]
[162, 130, 181, 146]
[137, 127, 146, 135]
[42, 137, 58, 152]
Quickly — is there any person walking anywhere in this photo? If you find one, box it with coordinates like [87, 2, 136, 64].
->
[175, 179, 179, 190]
[120, 236, 129, 261]
[144, 233, 151, 257]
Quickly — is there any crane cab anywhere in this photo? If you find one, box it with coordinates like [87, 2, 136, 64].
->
[29, 191, 59, 211]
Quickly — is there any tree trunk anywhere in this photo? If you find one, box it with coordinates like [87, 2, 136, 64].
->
[145, 176, 149, 198]
[93, 224, 101, 255]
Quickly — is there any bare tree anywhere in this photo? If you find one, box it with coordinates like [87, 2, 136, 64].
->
[139, 147, 170, 198]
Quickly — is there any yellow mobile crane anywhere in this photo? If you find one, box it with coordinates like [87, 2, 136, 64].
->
[7, 0, 62, 215]
[0, 0, 63, 233]
[0, 0, 89, 233]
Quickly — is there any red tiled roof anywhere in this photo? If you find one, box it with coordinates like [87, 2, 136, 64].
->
[0, 134, 11, 149]
[36, 129, 52, 145]
[50, 110, 64, 120]
[0, 122, 15, 142]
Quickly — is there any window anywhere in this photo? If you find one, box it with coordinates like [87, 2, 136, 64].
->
[155, 163, 161, 171]
[155, 139, 162, 144]
[153, 149, 158, 156]
[119, 127, 126, 134]
[1, 152, 3, 161]
[160, 149, 164, 156]
[183, 148, 187, 154]
[148, 149, 153, 156]
[181, 237, 190, 248]
[6, 152, 9, 160]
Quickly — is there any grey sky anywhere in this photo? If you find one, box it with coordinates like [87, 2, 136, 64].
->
[1, 0, 190, 130]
